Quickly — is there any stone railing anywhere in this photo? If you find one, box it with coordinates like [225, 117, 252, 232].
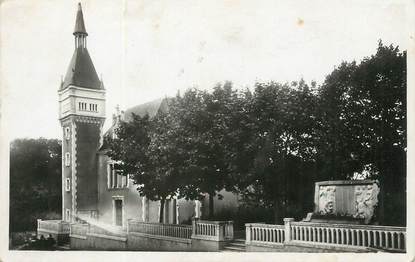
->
[245, 218, 406, 252]
[37, 219, 70, 234]
[245, 223, 285, 245]
[128, 220, 192, 239]
[289, 220, 406, 252]
[192, 219, 234, 241]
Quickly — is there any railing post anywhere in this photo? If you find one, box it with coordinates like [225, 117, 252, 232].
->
[191, 218, 198, 238]
[227, 221, 234, 240]
[246, 224, 251, 244]
[284, 218, 294, 244]
[217, 223, 224, 241]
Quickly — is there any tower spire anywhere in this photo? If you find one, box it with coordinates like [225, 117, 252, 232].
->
[74, 3, 88, 48]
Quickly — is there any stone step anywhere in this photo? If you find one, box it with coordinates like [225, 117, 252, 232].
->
[228, 242, 246, 247]
[223, 246, 245, 252]
[233, 238, 245, 243]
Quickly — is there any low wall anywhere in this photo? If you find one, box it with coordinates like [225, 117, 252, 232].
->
[69, 234, 89, 250]
[245, 242, 367, 253]
[245, 242, 285, 252]
[86, 233, 127, 250]
[127, 232, 191, 251]
[191, 238, 226, 251]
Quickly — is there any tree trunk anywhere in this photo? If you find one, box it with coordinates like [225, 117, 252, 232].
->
[159, 198, 165, 223]
[208, 194, 214, 219]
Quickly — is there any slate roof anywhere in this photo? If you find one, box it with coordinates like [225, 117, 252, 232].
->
[61, 48, 102, 90]
[61, 3, 102, 91]
[74, 3, 87, 35]
[99, 98, 170, 151]
[123, 98, 165, 121]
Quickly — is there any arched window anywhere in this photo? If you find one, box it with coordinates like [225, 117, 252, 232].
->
[65, 209, 71, 222]
[65, 152, 71, 167]
[65, 126, 70, 140]
[65, 178, 71, 192]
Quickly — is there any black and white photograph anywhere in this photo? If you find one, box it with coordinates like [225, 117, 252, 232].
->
[1, 0, 413, 261]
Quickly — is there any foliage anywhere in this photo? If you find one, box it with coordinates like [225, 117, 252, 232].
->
[107, 41, 406, 226]
[169, 83, 247, 217]
[105, 112, 183, 222]
[317, 41, 406, 225]
[9, 138, 62, 232]
[231, 80, 318, 223]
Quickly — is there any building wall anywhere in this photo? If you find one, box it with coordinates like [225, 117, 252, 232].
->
[96, 153, 199, 225]
[201, 190, 240, 218]
[96, 153, 142, 227]
[75, 121, 101, 212]
[61, 120, 73, 221]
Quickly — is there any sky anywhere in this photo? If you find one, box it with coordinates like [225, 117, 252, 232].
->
[0, 0, 409, 140]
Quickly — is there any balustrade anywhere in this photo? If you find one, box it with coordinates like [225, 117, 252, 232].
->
[192, 219, 234, 241]
[245, 219, 406, 252]
[289, 221, 406, 251]
[128, 220, 192, 239]
[245, 223, 285, 245]
[37, 219, 70, 234]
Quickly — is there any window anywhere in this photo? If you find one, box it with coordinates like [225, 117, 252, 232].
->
[78, 102, 88, 111]
[107, 162, 128, 189]
[65, 126, 70, 140]
[89, 103, 98, 112]
[65, 152, 71, 167]
[65, 178, 71, 192]
[65, 209, 71, 222]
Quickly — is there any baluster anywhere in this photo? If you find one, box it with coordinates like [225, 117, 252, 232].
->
[267, 228, 270, 242]
[294, 226, 297, 240]
[351, 230, 355, 245]
[330, 228, 334, 244]
[379, 231, 383, 247]
[336, 229, 340, 244]
[367, 230, 372, 247]
[385, 232, 389, 249]
[391, 232, 395, 249]
[317, 228, 320, 242]
[397, 232, 401, 250]
[362, 230, 367, 247]
[277, 229, 280, 243]
[326, 229, 330, 243]
[271, 229, 278, 243]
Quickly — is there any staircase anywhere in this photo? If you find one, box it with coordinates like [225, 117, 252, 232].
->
[222, 239, 246, 252]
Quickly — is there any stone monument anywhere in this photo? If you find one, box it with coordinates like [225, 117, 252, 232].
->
[306, 180, 380, 224]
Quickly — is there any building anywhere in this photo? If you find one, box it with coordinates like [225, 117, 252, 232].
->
[57, 3, 238, 229]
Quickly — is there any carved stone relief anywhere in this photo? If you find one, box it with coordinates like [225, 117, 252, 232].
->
[354, 183, 380, 224]
[318, 186, 336, 214]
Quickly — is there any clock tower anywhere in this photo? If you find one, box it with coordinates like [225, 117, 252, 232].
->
[58, 3, 105, 222]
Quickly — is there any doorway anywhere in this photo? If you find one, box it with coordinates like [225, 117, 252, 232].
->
[114, 199, 123, 226]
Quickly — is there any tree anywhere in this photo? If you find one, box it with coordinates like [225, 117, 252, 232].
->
[234, 81, 318, 223]
[10, 138, 62, 232]
[168, 84, 240, 218]
[318, 41, 406, 225]
[105, 111, 183, 223]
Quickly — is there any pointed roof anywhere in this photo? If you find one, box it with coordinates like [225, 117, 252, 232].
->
[74, 3, 87, 35]
[61, 47, 102, 90]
